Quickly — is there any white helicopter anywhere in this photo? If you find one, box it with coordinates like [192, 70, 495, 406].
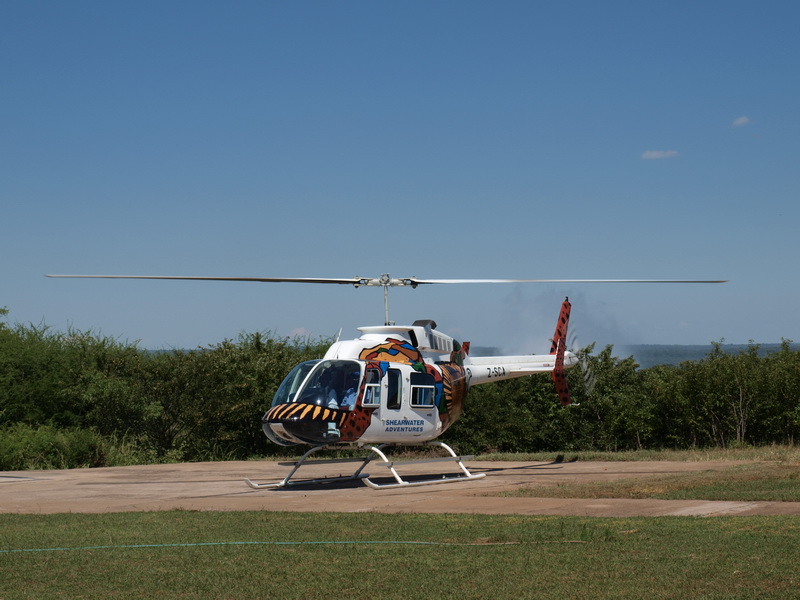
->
[48, 273, 725, 488]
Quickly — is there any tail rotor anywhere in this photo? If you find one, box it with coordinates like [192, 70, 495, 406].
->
[566, 329, 597, 406]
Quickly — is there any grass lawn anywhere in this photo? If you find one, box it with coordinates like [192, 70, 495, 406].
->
[2, 448, 799, 599]
[500, 462, 800, 502]
[1, 511, 798, 599]
[476, 445, 800, 464]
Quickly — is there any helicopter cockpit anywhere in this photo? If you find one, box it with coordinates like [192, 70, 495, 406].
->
[263, 359, 363, 445]
[272, 359, 362, 408]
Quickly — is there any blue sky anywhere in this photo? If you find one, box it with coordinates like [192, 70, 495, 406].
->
[2, 1, 798, 354]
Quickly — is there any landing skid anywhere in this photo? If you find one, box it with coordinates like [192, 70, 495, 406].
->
[361, 442, 486, 489]
[244, 441, 485, 490]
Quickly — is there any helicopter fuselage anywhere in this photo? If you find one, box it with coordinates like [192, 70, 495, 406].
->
[262, 316, 577, 447]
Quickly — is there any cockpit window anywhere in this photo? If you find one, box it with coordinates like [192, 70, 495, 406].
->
[299, 360, 362, 410]
[271, 360, 319, 407]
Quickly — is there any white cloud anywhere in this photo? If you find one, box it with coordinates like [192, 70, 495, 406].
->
[641, 150, 679, 160]
[732, 116, 751, 127]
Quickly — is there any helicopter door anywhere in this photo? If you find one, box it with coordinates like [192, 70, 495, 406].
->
[378, 366, 437, 442]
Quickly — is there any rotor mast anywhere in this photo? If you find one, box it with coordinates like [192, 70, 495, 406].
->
[353, 273, 418, 325]
[383, 275, 391, 325]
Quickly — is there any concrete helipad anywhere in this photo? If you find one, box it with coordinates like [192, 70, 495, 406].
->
[2, 459, 799, 517]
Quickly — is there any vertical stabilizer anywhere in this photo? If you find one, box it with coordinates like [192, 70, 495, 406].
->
[550, 297, 572, 405]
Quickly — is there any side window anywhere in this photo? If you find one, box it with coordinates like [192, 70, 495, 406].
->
[387, 369, 402, 410]
[363, 369, 382, 406]
[410, 372, 436, 407]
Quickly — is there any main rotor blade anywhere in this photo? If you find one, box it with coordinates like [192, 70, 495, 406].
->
[46, 275, 728, 285]
[46, 275, 364, 285]
[409, 278, 729, 284]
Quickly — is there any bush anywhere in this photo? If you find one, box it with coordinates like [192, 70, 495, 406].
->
[0, 423, 106, 470]
[2, 304, 799, 467]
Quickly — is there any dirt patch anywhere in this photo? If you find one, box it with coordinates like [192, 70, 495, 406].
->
[2, 459, 799, 517]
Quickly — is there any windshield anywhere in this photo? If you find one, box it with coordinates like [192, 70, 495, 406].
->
[280, 359, 362, 410]
[303, 360, 362, 402]
[271, 360, 320, 407]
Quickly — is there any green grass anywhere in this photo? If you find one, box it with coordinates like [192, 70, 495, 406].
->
[475, 444, 800, 463]
[3, 449, 799, 598]
[500, 462, 800, 502]
[1, 511, 799, 599]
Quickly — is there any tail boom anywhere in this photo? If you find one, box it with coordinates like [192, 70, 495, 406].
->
[464, 297, 577, 392]
[466, 353, 571, 386]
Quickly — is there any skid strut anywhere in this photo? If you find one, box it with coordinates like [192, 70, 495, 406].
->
[245, 441, 485, 490]
[244, 445, 368, 489]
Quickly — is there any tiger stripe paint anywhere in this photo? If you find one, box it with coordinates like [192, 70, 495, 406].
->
[265, 403, 348, 427]
[285, 404, 306, 418]
[550, 298, 572, 405]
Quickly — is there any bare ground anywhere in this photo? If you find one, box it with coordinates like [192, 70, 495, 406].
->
[2, 459, 799, 517]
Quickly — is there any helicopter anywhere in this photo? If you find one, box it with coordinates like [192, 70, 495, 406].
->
[47, 273, 726, 488]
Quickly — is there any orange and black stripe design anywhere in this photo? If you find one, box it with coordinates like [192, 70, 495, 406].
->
[440, 364, 468, 425]
[265, 403, 348, 429]
[549, 297, 571, 354]
[550, 297, 572, 405]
